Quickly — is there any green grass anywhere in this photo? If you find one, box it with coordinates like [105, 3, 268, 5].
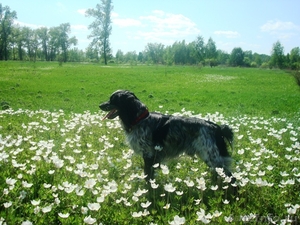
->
[0, 61, 300, 224]
[0, 61, 299, 117]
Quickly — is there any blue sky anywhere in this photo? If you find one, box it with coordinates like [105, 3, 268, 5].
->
[2, 0, 300, 55]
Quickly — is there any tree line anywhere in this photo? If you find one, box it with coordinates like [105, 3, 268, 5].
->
[1, 3, 300, 70]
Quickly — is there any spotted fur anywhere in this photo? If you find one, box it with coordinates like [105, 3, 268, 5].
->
[100, 90, 234, 182]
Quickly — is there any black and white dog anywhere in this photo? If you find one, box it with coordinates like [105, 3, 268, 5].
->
[100, 90, 235, 182]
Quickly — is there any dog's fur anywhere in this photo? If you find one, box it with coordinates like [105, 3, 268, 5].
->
[100, 90, 234, 182]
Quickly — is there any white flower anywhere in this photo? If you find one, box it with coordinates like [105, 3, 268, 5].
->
[76, 189, 85, 196]
[22, 181, 33, 188]
[87, 203, 100, 211]
[196, 177, 206, 191]
[163, 203, 170, 209]
[84, 179, 97, 189]
[42, 205, 52, 213]
[132, 211, 143, 218]
[194, 199, 201, 205]
[280, 171, 289, 177]
[84, 215, 97, 224]
[161, 164, 169, 175]
[31, 199, 40, 206]
[237, 135, 244, 140]
[21, 221, 33, 225]
[238, 149, 244, 155]
[210, 185, 218, 190]
[153, 163, 160, 168]
[97, 196, 105, 203]
[43, 183, 52, 188]
[184, 180, 194, 187]
[6, 178, 17, 186]
[176, 191, 183, 196]
[141, 201, 152, 208]
[3, 201, 12, 208]
[222, 199, 230, 204]
[164, 183, 176, 193]
[169, 215, 185, 225]
[142, 209, 150, 216]
[266, 165, 273, 170]
[133, 188, 148, 197]
[224, 216, 233, 222]
[81, 206, 88, 214]
[213, 210, 222, 217]
[58, 212, 70, 218]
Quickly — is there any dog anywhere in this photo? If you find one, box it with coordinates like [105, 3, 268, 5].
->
[100, 90, 235, 182]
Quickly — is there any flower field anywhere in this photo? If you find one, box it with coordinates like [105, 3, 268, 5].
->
[0, 108, 299, 224]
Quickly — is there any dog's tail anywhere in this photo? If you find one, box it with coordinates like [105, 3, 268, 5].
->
[220, 125, 234, 151]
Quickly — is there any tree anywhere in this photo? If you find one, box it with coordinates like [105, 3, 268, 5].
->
[217, 50, 229, 65]
[270, 41, 285, 69]
[115, 49, 124, 63]
[36, 27, 49, 61]
[86, 0, 113, 65]
[86, 46, 99, 62]
[145, 43, 164, 64]
[58, 23, 77, 62]
[290, 47, 300, 70]
[22, 27, 35, 60]
[137, 52, 144, 63]
[205, 37, 218, 67]
[194, 35, 205, 64]
[173, 41, 187, 64]
[205, 37, 217, 59]
[0, 4, 17, 60]
[230, 47, 244, 67]
[48, 26, 60, 61]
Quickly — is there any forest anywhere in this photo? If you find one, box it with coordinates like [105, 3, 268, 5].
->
[0, 3, 300, 70]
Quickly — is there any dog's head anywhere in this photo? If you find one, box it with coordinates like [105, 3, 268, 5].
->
[100, 90, 148, 129]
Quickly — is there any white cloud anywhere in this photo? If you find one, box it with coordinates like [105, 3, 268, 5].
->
[140, 10, 199, 32]
[113, 18, 142, 27]
[214, 30, 240, 38]
[111, 11, 141, 27]
[77, 9, 87, 16]
[14, 20, 44, 29]
[137, 10, 200, 42]
[260, 20, 299, 32]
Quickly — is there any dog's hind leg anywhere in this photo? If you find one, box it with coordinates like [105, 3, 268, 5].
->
[143, 155, 156, 182]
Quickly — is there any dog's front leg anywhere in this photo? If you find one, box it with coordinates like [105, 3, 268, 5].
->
[143, 155, 156, 182]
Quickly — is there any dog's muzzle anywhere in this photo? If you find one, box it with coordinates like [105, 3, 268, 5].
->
[100, 102, 119, 120]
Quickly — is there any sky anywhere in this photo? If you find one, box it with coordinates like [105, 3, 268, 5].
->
[2, 0, 300, 55]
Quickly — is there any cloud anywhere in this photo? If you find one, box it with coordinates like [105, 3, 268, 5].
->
[260, 20, 299, 32]
[112, 12, 141, 27]
[136, 10, 200, 42]
[113, 18, 142, 27]
[214, 30, 240, 38]
[260, 20, 299, 41]
[14, 20, 44, 29]
[77, 9, 86, 16]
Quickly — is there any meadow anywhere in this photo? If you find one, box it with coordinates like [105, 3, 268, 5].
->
[0, 61, 299, 224]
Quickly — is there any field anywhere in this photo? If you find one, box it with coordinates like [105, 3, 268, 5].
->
[0, 61, 300, 224]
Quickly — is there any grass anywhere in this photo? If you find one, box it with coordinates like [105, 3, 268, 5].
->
[0, 61, 300, 224]
[0, 61, 299, 116]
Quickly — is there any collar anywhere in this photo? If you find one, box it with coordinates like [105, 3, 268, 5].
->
[131, 109, 149, 126]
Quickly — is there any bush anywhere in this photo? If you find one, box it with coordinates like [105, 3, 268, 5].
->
[250, 62, 257, 68]
[293, 71, 300, 86]
[260, 62, 269, 69]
